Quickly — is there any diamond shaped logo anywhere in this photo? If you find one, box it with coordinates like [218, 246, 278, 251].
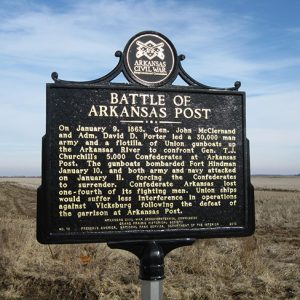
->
[136, 40, 165, 60]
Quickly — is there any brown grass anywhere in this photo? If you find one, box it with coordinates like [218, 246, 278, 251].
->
[0, 177, 299, 299]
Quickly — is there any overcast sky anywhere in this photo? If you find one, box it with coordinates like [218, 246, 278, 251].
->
[0, 0, 299, 175]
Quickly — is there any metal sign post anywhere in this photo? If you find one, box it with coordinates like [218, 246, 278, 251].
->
[108, 239, 196, 300]
[141, 280, 163, 300]
[140, 242, 164, 300]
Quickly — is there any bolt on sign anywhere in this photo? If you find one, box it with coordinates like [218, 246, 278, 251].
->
[37, 31, 254, 244]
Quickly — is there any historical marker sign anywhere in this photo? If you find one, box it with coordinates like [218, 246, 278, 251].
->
[37, 31, 254, 244]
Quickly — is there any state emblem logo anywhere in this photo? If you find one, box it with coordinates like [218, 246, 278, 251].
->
[124, 31, 177, 87]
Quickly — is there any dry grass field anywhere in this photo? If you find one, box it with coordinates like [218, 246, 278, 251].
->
[0, 176, 299, 299]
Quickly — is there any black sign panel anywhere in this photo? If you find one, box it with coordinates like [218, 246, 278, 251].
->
[37, 84, 254, 244]
[37, 31, 254, 244]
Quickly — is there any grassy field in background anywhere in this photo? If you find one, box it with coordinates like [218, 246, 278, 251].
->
[0, 176, 299, 299]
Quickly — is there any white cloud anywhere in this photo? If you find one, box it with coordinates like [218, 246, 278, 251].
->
[0, 0, 299, 175]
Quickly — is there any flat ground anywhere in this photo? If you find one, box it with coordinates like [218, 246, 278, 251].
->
[0, 176, 299, 299]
